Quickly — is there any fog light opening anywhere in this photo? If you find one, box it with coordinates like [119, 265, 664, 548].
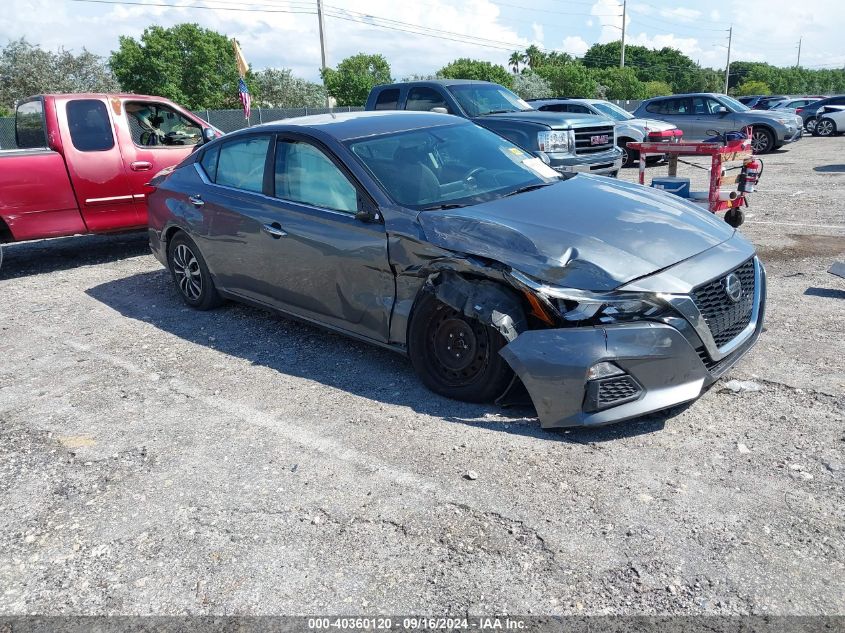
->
[587, 362, 625, 381]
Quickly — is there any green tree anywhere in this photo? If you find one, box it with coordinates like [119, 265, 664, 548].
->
[642, 80, 673, 98]
[0, 38, 117, 110]
[437, 58, 513, 88]
[736, 80, 771, 96]
[512, 71, 551, 99]
[592, 67, 647, 99]
[110, 24, 248, 110]
[320, 53, 392, 106]
[252, 68, 326, 108]
[508, 51, 522, 74]
[583, 41, 705, 94]
[535, 62, 596, 98]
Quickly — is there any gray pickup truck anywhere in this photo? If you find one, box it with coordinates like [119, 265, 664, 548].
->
[365, 80, 623, 177]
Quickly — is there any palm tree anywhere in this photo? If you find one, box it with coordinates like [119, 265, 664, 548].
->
[508, 51, 522, 74]
[524, 45, 544, 70]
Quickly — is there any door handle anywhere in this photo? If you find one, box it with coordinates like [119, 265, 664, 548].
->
[130, 161, 153, 171]
[188, 194, 205, 207]
[262, 222, 288, 238]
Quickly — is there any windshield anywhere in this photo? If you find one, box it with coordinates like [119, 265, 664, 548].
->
[346, 122, 560, 209]
[446, 84, 533, 117]
[592, 101, 634, 121]
[719, 95, 750, 113]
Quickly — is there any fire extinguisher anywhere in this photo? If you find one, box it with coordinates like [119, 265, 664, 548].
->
[738, 158, 763, 193]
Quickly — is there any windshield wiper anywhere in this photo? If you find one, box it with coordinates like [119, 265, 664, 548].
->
[482, 109, 519, 115]
[420, 202, 468, 211]
[504, 183, 554, 197]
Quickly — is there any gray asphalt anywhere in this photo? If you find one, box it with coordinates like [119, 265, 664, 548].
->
[0, 136, 843, 616]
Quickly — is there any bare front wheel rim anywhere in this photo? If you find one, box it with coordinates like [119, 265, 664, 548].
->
[172, 243, 202, 300]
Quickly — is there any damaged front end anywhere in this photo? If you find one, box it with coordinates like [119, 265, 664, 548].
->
[409, 238, 766, 429]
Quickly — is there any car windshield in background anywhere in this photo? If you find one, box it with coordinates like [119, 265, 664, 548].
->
[592, 101, 634, 121]
[446, 84, 533, 117]
[720, 95, 750, 112]
[346, 122, 560, 209]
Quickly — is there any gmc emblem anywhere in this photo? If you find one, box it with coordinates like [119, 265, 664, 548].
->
[590, 134, 609, 145]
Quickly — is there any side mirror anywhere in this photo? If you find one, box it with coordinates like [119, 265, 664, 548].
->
[716, 107, 729, 116]
[430, 107, 449, 114]
[356, 197, 382, 223]
[202, 128, 217, 144]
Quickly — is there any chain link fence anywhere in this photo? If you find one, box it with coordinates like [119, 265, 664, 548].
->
[192, 106, 364, 133]
[0, 118, 14, 149]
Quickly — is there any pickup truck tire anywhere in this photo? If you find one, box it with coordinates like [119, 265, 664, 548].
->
[618, 138, 637, 168]
[408, 291, 513, 404]
[167, 232, 223, 310]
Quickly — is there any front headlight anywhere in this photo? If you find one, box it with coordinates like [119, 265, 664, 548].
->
[538, 130, 574, 154]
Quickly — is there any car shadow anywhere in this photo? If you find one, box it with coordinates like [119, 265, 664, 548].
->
[86, 270, 671, 443]
[813, 164, 845, 173]
[804, 286, 845, 299]
[0, 232, 149, 280]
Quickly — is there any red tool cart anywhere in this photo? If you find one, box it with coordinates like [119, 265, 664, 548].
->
[627, 130, 762, 228]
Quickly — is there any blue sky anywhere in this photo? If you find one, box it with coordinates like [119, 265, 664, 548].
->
[3, 0, 843, 82]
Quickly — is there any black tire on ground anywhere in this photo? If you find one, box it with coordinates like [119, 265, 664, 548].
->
[408, 291, 514, 403]
[814, 117, 837, 137]
[167, 231, 223, 310]
[750, 127, 775, 154]
[618, 139, 637, 167]
[804, 117, 817, 133]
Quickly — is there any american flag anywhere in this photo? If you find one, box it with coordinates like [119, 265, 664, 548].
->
[238, 77, 251, 121]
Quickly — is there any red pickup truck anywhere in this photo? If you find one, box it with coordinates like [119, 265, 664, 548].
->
[0, 93, 217, 245]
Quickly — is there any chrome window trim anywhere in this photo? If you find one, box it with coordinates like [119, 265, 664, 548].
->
[665, 257, 764, 361]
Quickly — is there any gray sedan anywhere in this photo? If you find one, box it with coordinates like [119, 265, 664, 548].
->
[147, 111, 766, 428]
[633, 93, 802, 153]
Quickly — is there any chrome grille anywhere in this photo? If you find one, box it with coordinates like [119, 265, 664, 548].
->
[596, 376, 641, 408]
[692, 259, 756, 348]
[573, 125, 615, 155]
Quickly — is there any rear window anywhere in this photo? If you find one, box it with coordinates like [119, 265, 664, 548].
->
[215, 135, 270, 193]
[373, 89, 400, 110]
[67, 100, 115, 152]
[15, 99, 47, 149]
[200, 145, 220, 181]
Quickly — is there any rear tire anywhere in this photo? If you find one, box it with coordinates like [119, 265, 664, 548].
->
[804, 117, 817, 133]
[814, 118, 837, 137]
[167, 232, 223, 310]
[408, 291, 513, 403]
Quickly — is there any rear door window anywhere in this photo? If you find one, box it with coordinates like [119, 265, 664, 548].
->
[67, 99, 115, 152]
[215, 135, 271, 193]
[406, 87, 449, 112]
[15, 99, 47, 149]
[373, 89, 400, 110]
[200, 145, 220, 181]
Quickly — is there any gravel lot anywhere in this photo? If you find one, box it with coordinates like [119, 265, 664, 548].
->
[0, 136, 843, 617]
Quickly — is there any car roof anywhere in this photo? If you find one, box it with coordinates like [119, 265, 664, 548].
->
[375, 79, 499, 89]
[248, 110, 465, 141]
[528, 98, 603, 105]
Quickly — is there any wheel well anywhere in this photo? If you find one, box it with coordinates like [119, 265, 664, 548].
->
[617, 136, 634, 145]
[0, 217, 13, 243]
[162, 226, 185, 258]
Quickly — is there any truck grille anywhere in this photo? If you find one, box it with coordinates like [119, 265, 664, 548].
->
[692, 259, 756, 348]
[574, 125, 615, 155]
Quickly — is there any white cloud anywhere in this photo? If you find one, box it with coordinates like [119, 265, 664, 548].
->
[531, 22, 544, 45]
[659, 7, 701, 22]
[562, 36, 589, 57]
[710, 9, 721, 21]
[590, 0, 624, 44]
[627, 32, 701, 58]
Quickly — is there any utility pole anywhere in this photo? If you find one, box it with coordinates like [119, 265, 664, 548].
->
[316, 0, 329, 106]
[796, 37, 802, 67]
[620, 0, 627, 68]
[724, 25, 732, 94]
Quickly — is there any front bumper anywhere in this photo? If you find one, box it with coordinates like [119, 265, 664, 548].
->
[545, 148, 623, 177]
[499, 258, 767, 429]
[779, 126, 803, 144]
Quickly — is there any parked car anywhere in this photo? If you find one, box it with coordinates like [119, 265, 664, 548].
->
[365, 80, 623, 177]
[528, 98, 682, 167]
[738, 95, 790, 110]
[632, 93, 802, 153]
[0, 93, 218, 246]
[767, 97, 821, 114]
[148, 111, 766, 429]
[796, 95, 845, 133]
[812, 105, 845, 136]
